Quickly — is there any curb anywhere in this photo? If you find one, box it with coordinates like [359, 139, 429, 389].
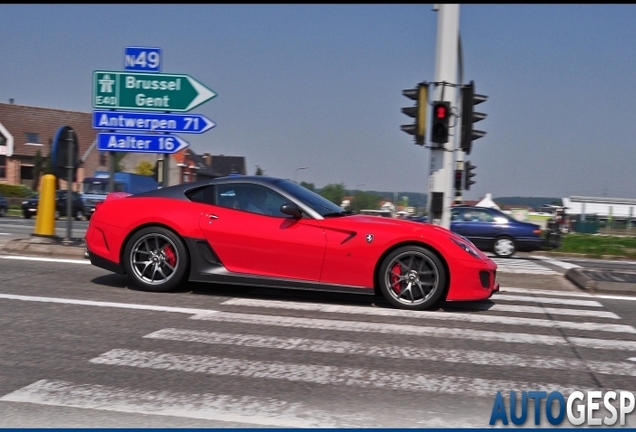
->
[0, 237, 86, 259]
[565, 268, 636, 295]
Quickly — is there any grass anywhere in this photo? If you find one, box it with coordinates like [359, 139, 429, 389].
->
[557, 233, 636, 259]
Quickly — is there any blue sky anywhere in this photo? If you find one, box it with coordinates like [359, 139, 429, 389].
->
[1, 4, 634, 199]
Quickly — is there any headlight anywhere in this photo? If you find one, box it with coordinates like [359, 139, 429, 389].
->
[22, 201, 27, 205]
[450, 236, 482, 259]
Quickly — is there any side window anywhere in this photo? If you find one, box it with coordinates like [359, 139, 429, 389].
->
[187, 185, 217, 205]
[214, 184, 288, 217]
[451, 209, 460, 221]
[474, 209, 494, 223]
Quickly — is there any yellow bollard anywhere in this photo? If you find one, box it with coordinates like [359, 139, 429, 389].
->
[33, 174, 57, 237]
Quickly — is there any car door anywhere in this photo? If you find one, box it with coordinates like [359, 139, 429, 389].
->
[451, 207, 499, 250]
[196, 183, 327, 281]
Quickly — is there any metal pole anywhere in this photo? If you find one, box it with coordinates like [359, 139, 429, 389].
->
[427, 4, 459, 229]
[108, 151, 115, 192]
[65, 129, 73, 242]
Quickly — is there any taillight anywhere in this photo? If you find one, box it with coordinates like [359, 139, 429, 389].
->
[533, 229, 542, 235]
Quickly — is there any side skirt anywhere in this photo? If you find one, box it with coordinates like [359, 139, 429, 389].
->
[183, 237, 375, 296]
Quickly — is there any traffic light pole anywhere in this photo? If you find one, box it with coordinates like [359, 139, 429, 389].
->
[427, 3, 459, 229]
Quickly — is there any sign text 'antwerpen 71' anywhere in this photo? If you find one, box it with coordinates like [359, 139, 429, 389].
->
[92, 111, 216, 134]
[93, 70, 217, 112]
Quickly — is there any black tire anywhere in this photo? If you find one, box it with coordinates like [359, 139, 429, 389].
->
[75, 209, 84, 221]
[123, 226, 189, 293]
[493, 236, 516, 258]
[23, 212, 31, 219]
[378, 245, 447, 311]
[0, 207, 5, 217]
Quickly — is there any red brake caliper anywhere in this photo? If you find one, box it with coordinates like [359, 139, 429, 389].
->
[163, 245, 177, 267]
[391, 263, 402, 294]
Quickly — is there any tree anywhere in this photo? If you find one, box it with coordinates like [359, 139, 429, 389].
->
[255, 165, 264, 175]
[299, 181, 315, 192]
[113, 153, 126, 172]
[348, 191, 381, 213]
[134, 160, 155, 176]
[32, 150, 44, 191]
[318, 183, 346, 206]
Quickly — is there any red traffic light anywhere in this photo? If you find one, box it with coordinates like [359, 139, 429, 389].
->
[435, 103, 448, 119]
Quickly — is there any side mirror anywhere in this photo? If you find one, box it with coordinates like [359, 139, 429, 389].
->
[280, 202, 302, 219]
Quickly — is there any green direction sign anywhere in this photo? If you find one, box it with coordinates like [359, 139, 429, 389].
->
[93, 70, 217, 112]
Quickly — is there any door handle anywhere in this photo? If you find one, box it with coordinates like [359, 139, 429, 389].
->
[207, 214, 219, 220]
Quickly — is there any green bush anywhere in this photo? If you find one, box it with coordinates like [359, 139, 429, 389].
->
[0, 184, 36, 198]
[559, 233, 636, 259]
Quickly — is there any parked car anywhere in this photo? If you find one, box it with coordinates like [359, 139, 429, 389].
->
[450, 205, 544, 258]
[0, 193, 7, 217]
[22, 190, 86, 221]
[86, 175, 499, 311]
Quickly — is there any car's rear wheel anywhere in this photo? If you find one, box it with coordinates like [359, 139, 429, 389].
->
[123, 226, 189, 292]
[493, 236, 516, 258]
[378, 245, 446, 310]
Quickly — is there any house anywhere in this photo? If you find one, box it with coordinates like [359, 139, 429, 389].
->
[0, 100, 248, 190]
[0, 101, 100, 191]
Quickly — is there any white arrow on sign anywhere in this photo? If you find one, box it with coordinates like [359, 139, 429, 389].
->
[186, 76, 217, 112]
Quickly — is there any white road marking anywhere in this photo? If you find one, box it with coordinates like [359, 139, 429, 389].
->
[0, 255, 89, 264]
[500, 287, 595, 298]
[443, 302, 620, 319]
[494, 294, 603, 307]
[0, 293, 219, 316]
[0, 379, 351, 428]
[491, 258, 559, 275]
[221, 298, 633, 333]
[529, 255, 582, 269]
[0, 232, 11, 235]
[193, 311, 636, 350]
[89, 349, 586, 397]
[595, 294, 636, 302]
[147, 328, 636, 377]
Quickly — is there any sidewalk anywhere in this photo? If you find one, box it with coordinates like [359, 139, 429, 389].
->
[0, 236, 86, 259]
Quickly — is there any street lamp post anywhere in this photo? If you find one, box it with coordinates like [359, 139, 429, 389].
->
[294, 166, 308, 183]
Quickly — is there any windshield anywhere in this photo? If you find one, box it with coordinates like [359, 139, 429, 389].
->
[84, 182, 109, 194]
[272, 179, 346, 217]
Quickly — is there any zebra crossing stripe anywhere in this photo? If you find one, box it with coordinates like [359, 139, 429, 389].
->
[146, 328, 636, 377]
[446, 302, 620, 319]
[529, 255, 582, 269]
[500, 287, 595, 298]
[220, 298, 633, 333]
[0, 379, 351, 428]
[493, 294, 603, 307]
[88, 348, 588, 397]
[491, 259, 559, 275]
[192, 311, 636, 350]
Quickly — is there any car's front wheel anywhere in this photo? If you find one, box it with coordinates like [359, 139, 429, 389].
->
[493, 236, 516, 258]
[378, 245, 447, 310]
[123, 226, 189, 292]
[75, 210, 84, 221]
[23, 212, 31, 219]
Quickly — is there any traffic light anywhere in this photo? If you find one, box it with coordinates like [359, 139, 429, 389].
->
[464, 161, 476, 191]
[460, 80, 487, 154]
[431, 101, 451, 145]
[454, 169, 463, 193]
[400, 83, 428, 145]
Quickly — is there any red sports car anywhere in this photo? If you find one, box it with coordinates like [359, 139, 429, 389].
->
[85, 176, 499, 310]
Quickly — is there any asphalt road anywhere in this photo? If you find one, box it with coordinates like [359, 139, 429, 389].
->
[0, 252, 635, 427]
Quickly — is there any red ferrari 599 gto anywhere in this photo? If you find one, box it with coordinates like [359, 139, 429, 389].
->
[85, 175, 499, 310]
